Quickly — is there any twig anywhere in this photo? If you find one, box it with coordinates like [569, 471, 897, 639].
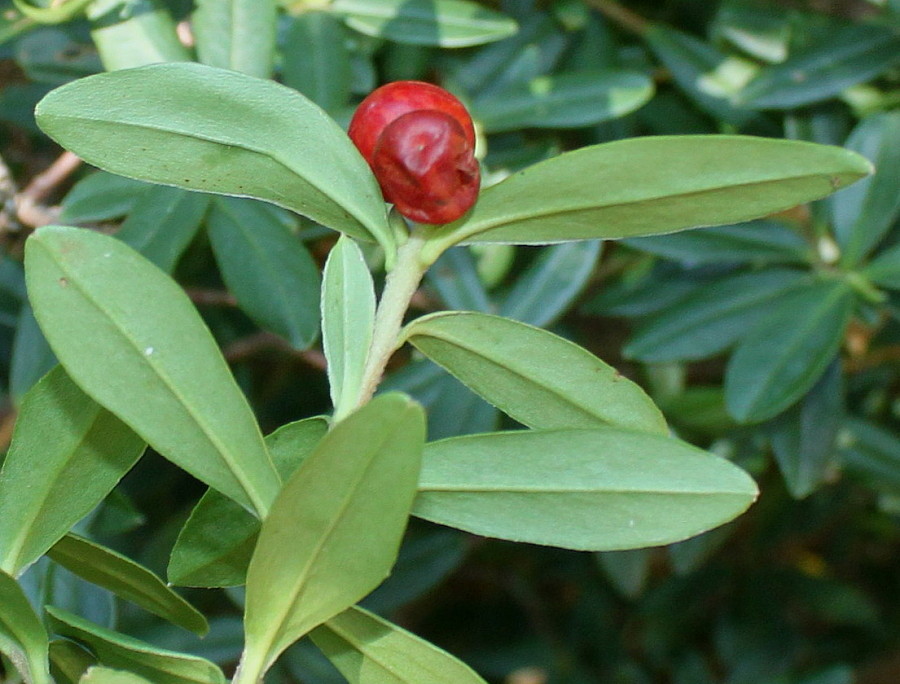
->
[582, 0, 649, 35]
[15, 151, 82, 228]
[185, 288, 239, 307]
[223, 331, 328, 371]
[0, 153, 19, 236]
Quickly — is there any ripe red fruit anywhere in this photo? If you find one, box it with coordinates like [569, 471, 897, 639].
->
[348, 81, 480, 225]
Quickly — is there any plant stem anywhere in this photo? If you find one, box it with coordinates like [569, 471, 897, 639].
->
[583, 0, 649, 35]
[347, 228, 431, 417]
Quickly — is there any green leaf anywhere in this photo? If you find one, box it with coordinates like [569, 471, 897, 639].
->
[832, 112, 900, 266]
[80, 667, 154, 684]
[87, 0, 191, 71]
[240, 394, 425, 679]
[45, 607, 226, 684]
[9, 303, 57, 402]
[414, 428, 759, 550]
[725, 278, 855, 423]
[863, 242, 900, 290]
[12, 0, 91, 24]
[735, 23, 900, 110]
[769, 359, 843, 499]
[0, 3, 36, 44]
[116, 186, 210, 273]
[60, 172, 151, 224]
[596, 549, 653, 598]
[282, 11, 352, 114]
[499, 241, 601, 327]
[0, 570, 51, 684]
[404, 311, 668, 435]
[311, 605, 488, 683]
[644, 24, 761, 127]
[49, 639, 95, 684]
[207, 197, 321, 350]
[192, 0, 277, 78]
[47, 534, 208, 636]
[426, 135, 872, 250]
[322, 236, 376, 418]
[167, 417, 328, 588]
[25, 226, 280, 517]
[35, 62, 393, 252]
[472, 69, 653, 133]
[624, 268, 810, 362]
[330, 0, 518, 48]
[425, 247, 491, 313]
[0, 366, 145, 576]
[623, 220, 810, 265]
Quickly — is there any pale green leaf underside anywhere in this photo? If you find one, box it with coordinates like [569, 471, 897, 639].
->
[414, 428, 758, 550]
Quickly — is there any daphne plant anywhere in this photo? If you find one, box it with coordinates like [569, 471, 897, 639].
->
[0, 59, 873, 684]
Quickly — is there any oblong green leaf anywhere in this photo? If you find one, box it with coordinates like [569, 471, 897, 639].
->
[25, 226, 280, 517]
[0, 366, 145, 576]
[735, 23, 900, 110]
[80, 667, 154, 684]
[45, 608, 225, 684]
[403, 311, 668, 435]
[0, 570, 51, 684]
[87, 0, 191, 71]
[725, 278, 855, 423]
[331, 0, 517, 48]
[322, 235, 376, 418]
[472, 70, 653, 133]
[426, 135, 871, 250]
[282, 11, 352, 114]
[208, 197, 321, 349]
[35, 62, 392, 251]
[48, 535, 207, 636]
[240, 394, 425, 679]
[311, 605, 487, 683]
[167, 417, 329, 588]
[192, 0, 277, 78]
[60, 172, 151, 224]
[414, 428, 759, 550]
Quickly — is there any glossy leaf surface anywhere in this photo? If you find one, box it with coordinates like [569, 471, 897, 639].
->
[0, 570, 51, 684]
[322, 235, 375, 417]
[414, 429, 759, 550]
[0, 367, 144, 576]
[35, 63, 392, 250]
[192, 0, 276, 78]
[404, 311, 667, 434]
[25, 226, 280, 517]
[208, 197, 321, 350]
[311, 606, 488, 683]
[427, 136, 871, 249]
[241, 395, 424, 675]
[48, 534, 207, 635]
[46, 608, 225, 684]
[725, 279, 855, 423]
[331, 0, 517, 47]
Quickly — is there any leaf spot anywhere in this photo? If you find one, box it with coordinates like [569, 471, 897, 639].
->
[58, 277, 68, 287]
[144, 346, 155, 356]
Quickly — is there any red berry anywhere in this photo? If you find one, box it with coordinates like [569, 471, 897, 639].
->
[348, 81, 480, 225]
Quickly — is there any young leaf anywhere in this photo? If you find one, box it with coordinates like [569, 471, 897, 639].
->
[192, 0, 277, 79]
[499, 241, 601, 327]
[0, 366, 145, 576]
[414, 428, 758, 550]
[239, 394, 425, 681]
[624, 268, 810, 362]
[735, 23, 900, 110]
[115, 186, 210, 274]
[25, 226, 280, 517]
[471, 69, 653, 133]
[0, 570, 52, 684]
[330, 0, 518, 48]
[207, 197, 321, 350]
[47, 534, 208, 636]
[403, 311, 668, 435]
[282, 11, 353, 113]
[725, 278, 855, 423]
[80, 667, 154, 684]
[168, 417, 329, 588]
[311, 605, 488, 683]
[831, 112, 900, 266]
[87, 0, 191, 71]
[425, 135, 871, 251]
[322, 235, 376, 418]
[45, 607, 225, 684]
[35, 63, 393, 252]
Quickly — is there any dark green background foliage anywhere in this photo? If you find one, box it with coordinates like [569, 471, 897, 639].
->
[0, 0, 898, 682]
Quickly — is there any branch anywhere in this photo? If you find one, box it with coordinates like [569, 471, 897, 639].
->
[15, 151, 82, 229]
[582, 0, 649, 35]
